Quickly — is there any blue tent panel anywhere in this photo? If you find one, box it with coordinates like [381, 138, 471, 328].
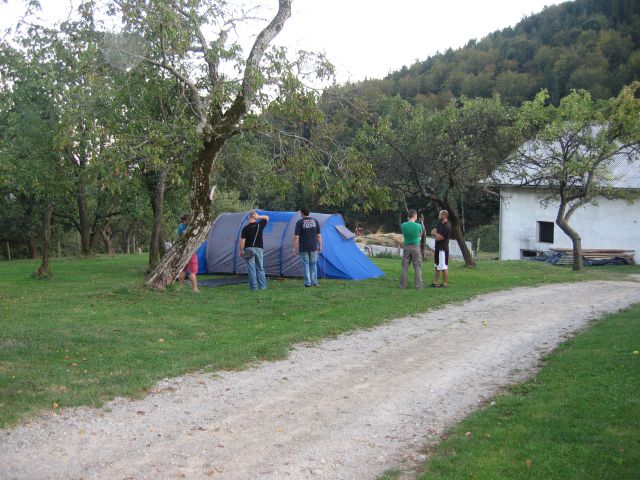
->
[196, 241, 208, 274]
[320, 215, 384, 280]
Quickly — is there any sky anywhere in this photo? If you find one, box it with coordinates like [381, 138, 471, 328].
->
[2, 0, 568, 83]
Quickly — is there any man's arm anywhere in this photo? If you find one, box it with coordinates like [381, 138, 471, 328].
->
[238, 238, 246, 257]
[293, 235, 299, 256]
[258, 214, 269, 222]
[316, 233, 322, 253]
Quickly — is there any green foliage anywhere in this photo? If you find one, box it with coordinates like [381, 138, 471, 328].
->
[466, 219, 499, 253]
[216, 95, 391, 214]
[353, 94, 514, 264]
[344, 0, 640, 108]
[506, 83, 640, 208]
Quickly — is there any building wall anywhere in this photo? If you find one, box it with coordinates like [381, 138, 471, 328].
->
[499, 187, 640, 261]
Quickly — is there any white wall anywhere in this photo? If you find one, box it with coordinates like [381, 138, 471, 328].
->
[499, 187, 640, 261]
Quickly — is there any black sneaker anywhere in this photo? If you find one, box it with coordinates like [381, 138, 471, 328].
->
[439, 284, 447, 288]
[430, 283, 439, 288]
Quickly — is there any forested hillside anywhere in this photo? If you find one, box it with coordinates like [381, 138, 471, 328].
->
[352, 0, 639, 108]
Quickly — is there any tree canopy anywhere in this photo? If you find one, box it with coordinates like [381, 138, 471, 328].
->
[502, 83, 640, 269]
[347, 0, 640, 109]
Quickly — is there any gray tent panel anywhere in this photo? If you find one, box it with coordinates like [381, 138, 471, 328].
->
[335, 224, 355, 240]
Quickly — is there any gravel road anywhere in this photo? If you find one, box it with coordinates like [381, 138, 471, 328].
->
[2, 280, 639, 480]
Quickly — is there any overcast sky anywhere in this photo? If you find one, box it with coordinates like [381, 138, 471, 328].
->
[2, 0, 568, 83]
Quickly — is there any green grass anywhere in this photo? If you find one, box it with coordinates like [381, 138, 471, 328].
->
[417, 304, 640, 480]
[0, 254, 637, 427]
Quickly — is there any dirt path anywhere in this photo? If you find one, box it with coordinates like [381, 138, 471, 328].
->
[2, 281, 639, 480]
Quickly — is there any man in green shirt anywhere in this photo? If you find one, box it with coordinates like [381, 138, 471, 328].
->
[399, 209, 423, 289]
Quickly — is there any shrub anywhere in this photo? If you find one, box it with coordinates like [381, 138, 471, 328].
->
[466, 218, 499, 252]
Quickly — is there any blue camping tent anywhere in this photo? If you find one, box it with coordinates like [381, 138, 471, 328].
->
[202, 210, 383, 280]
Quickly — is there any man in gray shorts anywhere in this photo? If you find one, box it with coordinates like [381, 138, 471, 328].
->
[399, 209, 423, 289]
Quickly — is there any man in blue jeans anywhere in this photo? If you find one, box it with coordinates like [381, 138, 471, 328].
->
[239, 210, 269, 290]
[293, 207, 322, 287]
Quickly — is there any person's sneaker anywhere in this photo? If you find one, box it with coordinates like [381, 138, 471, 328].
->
[304, 284, 312, 288]
[430, 283, 439, 288]
[439, 284, 447, 288]
[312, 284, 320, 287]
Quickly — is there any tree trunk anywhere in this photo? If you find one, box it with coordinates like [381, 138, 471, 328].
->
[146, 168, 167, 270]
[145, 141, 220, 289]
[34, 203, 54, 279]
[556, 206, 583, 271]
[100, 219, 114, 255]
[6, 241, 11, 261]
[418, 211, 427, 260]
[76, 188, 92, 256]
[26, 235, 37, 259]
[124, 225, 133, 254]
[159, 227, 168, 257]
[444, 200, 475, 267]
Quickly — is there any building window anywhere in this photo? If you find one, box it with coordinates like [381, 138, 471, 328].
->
[538, 221, 554, 243]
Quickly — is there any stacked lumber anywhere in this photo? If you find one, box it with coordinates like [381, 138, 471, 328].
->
[551, 248, 635, 265]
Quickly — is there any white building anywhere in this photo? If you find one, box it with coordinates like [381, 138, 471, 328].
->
[497, 158, 640, 261]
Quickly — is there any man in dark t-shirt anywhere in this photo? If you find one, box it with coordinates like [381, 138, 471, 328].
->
[293, 207, 322, 287]
[430, 209, 451, 288]
[239, 210, 269, 290]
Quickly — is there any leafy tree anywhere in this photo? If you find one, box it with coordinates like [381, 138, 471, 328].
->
[104, 0, 317, 288]
[0, 45, 63, 260]
[237, 87, 390, 214]
[4, 6, 130, 257]
[109, 68, 199, 268]
[359, 95, 514, 266]
[503, 84, 640, 270]
[350, 0, 640, 107]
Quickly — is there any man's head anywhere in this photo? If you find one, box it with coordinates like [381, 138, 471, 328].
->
[180, 214, 190, 224]
[408, 209, 418, 221]
[300, 207, 310, 217]
[439, 210, 449, 222]
[248, 209, 258, 221]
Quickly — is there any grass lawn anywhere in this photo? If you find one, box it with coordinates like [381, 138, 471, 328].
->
[414, 304, 640, 480]
[0, 254, 637, 427]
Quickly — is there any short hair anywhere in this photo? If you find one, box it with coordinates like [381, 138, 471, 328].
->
[180, 214, 190, 223]
[248, 209, 257, 218]
[408, 209, 417, 218]
[440, 210, 449, 219]
[300, 207, 310, 216]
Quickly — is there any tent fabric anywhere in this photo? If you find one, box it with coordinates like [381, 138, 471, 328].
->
[196, 241, 208, 274]
[335, 224, 356, 240]
[204, 210, 384, 280]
